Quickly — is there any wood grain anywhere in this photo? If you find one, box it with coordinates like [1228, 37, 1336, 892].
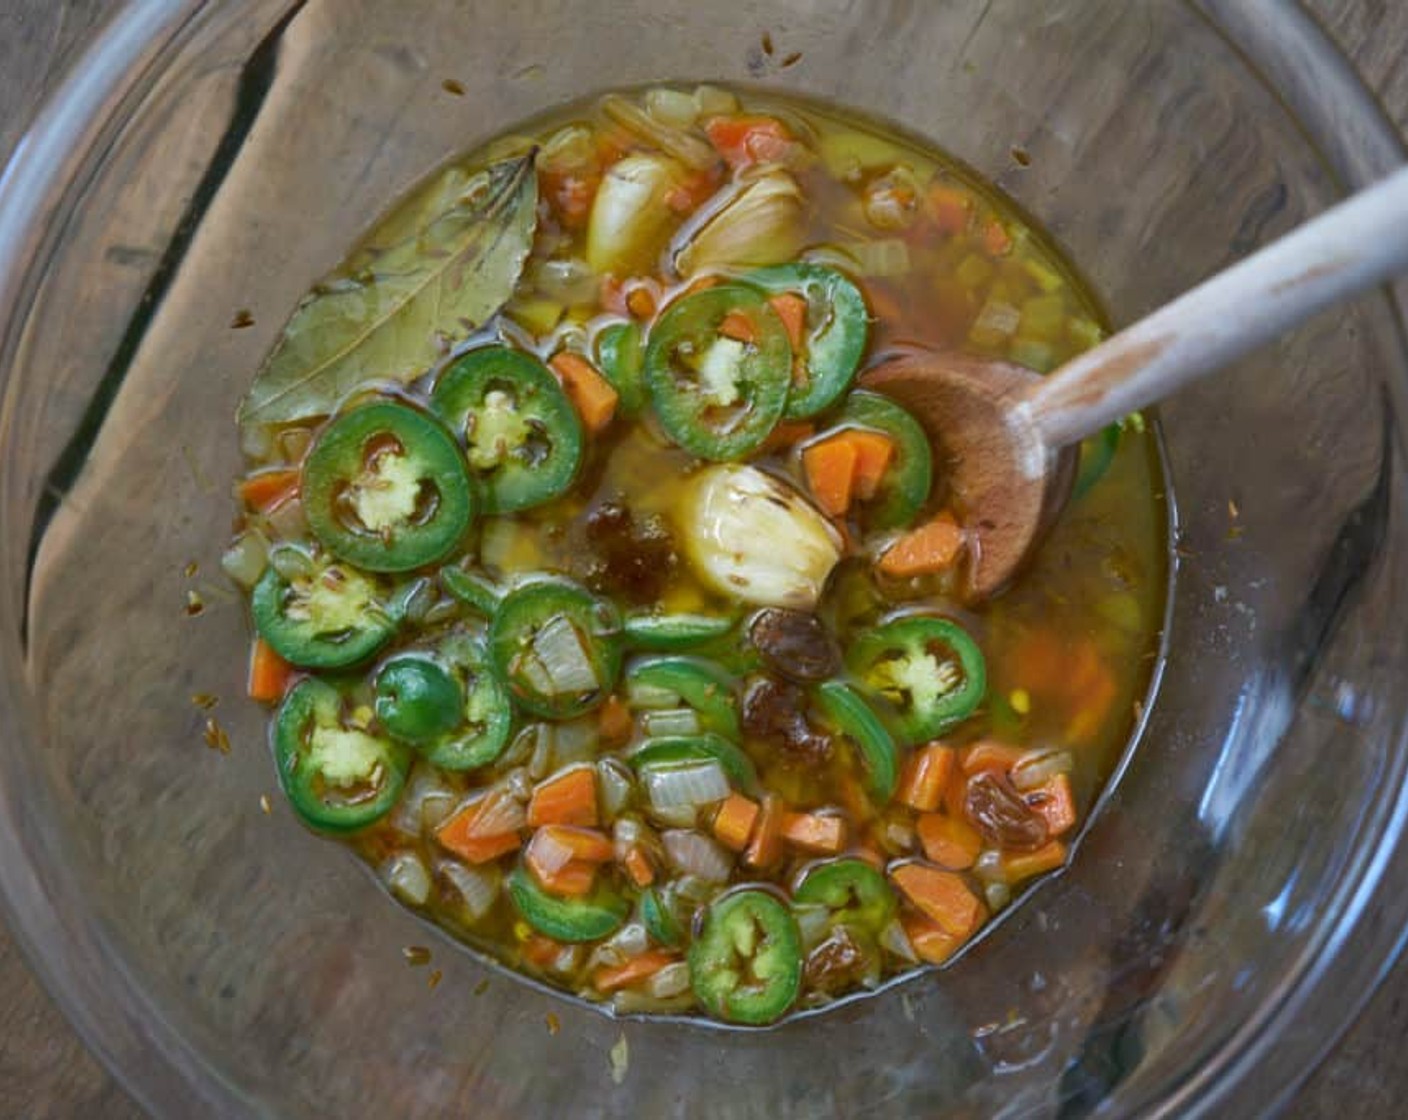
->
[0, 1, 1400, 1117]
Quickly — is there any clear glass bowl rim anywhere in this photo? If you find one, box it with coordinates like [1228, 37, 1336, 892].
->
[0, 2, 1405, 1117]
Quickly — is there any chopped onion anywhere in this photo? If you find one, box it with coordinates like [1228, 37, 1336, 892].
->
[837, 237, 911, 277]
[682, 465, 843, 609]
[391, 766, 458, 836]
[455, 785, 526, 836]
[528, 724, 554, 781]
[884, 820, 916, 852]
[533, 257, 600, 305]
[985, 882, 1012, 912]
[693, 84, 739, 117]
[1010, 748, 1075, 792]
[440, 860, 501, 922]
[612, 815, 644, 862]
[642, 760, 730, 811]
[531, 616, 600, 694]
[880, 918, 918, 963]
[278, 426, 314, 462]
[647, 960, 692, 999]
[646, 88, 700, 129]
[626, 680, 681, 710]
[597, 760, 635, 820]
[973, 849, 1008, 885]
[528, 826, 580, 876]
[661, 830, 733, 882]
[552, 717, 600, 766]
[503, 767, 534, 803]
[970, 298, 1021, 346]
[602, 94, 716, 171]
[608, 921, 651, 961]
[794, 902, 833, 950]
[501, 728, 542, 772]
[541, 125, 596, 173]
[642, 707, 703, 738]
[265, 495, 309, 540]
[380, 852, 431, 907]
[220, 529, 269, 589]
[268, 543, 314, 582]
[650, 803, 700, 829]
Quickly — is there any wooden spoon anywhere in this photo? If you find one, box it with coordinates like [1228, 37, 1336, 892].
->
[862, 165, 1408, 600]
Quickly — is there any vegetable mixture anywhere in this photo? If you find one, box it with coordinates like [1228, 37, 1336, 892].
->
[225, 85, 1166, 1025]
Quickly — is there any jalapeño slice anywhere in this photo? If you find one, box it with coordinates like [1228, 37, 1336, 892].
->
[302, 400, 474, 572]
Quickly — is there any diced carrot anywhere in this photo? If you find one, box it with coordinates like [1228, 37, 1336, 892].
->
[982, 218, 1013, 257]
[626, 285, 658, 320]
[879, 512, 966, 578]
[837, 770, 877, 826]
[598, 695, 634, 745]
[1025, 773, 1078, 836]
[527, 766, 599, 828]
[436, 789, 525, 864]
[897, 744, 956, 812]
[768, 293, 808, 351]
[759, 420, 815, 453]
[600, 275, 629, 316]
[437, 827, 521, 866]
[713, 792, 760, 852]
[520, 932, 565, 969]
[1066, 643, 1118, 744]
[802, 436, 860, 517]
[531, 825, 615, 863]
[781, 811, 847, 854]
[718, 309, 757, 344]
[593, 949, 678, 993]
[247, 638, 295, 703]
[891, 862, 985, 938]
[960, 740, 1027, 775]
[902, 912, 965, 965]
[942, 766, 968, 818]
[238, 468, 300, 513]
[664, 168, 721, 215]
[542, 169, 600, 230]
[851, 838, 887, 869]
[704, 115, 794, 168]
[744, 793, 784, 869]
[525, 826, 614, 898]
[1001, 839, 1067, 883]
[550, 351, 619, 434]
[848, 431, 896, 501]
[915, 813, 982, 870]
[926, 185, 972, 236]
[622, 844, 656, 888]
[530, 857, 597, 898]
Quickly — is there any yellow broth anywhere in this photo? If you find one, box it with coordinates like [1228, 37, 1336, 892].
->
[230, 84, 1168, 1021]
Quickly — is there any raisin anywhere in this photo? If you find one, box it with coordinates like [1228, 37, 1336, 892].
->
[963, 770, 1048, 851]
[748, 608, 841, 682]
[742, 675, 832, 761]
[803, 926, 871, 994]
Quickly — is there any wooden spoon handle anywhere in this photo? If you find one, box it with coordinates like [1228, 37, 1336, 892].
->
[1020, 164, 1408, 449]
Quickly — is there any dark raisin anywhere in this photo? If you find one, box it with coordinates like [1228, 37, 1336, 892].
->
[803, 926, 871, 993]
[963, 770, 1048, 851]
[742, 675, 832, 761]
[576, 500, 676, 603]
[748, 608, 841, 682]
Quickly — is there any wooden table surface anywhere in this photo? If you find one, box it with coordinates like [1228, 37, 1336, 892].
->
[0, 1, 1404, 1115]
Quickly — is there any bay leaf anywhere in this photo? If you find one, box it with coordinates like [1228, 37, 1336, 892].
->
[238, 153, 538, 428]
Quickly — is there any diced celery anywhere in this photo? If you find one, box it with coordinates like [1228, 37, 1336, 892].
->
[1022, 256, 1066, 294]
[1018, 294, 1068, 342]
[1008, 337, 1058, 374]
[508, 296, 565, 337]
[955, 254, 995, 290]
[1068, 317, 1106, 351]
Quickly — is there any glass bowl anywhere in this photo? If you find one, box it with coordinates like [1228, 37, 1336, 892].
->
[1, 2, 1406, 1116]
